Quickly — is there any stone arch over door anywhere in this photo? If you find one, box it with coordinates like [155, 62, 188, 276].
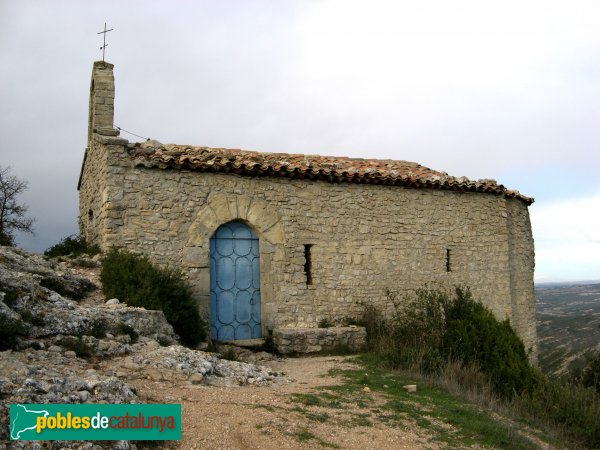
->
[184, 193, 285, 266]
[210, 221, 261, 340]
[182, 193, 285, 329]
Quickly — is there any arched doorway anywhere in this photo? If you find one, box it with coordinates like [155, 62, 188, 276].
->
[209, 221, 261, 340]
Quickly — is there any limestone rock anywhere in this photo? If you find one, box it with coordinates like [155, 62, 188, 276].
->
[0, 246, 177, 354]
[0, 245, 288, 449]
[115, 341, 285, 387]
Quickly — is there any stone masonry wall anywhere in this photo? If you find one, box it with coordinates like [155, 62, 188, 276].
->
[79, 61, 126, 249]
[79, 137, 108, 247]
[79, 138, 537, 359]
[79, 135, 127, 249]
[506, 198, 537, 362]
[273, 326, 367, 354]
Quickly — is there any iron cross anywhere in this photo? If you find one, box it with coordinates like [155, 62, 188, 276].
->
[97, 22, 114, 61]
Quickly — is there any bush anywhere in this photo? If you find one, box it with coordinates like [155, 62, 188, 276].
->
[0, 282, 20, 307]
[39, 275, 94, 301]
[441, 287, 542, 399]
[363, 289, 447, 372]
[364, 286, 540, 399]
[45, 235, 100, 258]
[318, 318, 333, 328]
[363, 286, 599, 448]
[100, 249, 206, 346]
[514, 380, 600, 448]
[57, 336, 93, 358]
[115, 323, 139, 343]
[582, 352, 600, 393]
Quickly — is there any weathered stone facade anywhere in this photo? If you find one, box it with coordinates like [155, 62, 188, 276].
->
[79, 61, 537, 360]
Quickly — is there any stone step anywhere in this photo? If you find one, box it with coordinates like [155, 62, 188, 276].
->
[221, 338, 266, 348]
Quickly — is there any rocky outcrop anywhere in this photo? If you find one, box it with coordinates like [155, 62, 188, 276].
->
[110, 341, 283, 387]
[0, 246, 177, 354]
[0, 246, 286, 448]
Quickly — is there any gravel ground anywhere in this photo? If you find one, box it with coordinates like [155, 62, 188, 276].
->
[128, 356, 438, 450]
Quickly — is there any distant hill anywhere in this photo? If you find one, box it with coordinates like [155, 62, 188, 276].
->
[536, 282, 600, 378]
[536, 280, 600, 288]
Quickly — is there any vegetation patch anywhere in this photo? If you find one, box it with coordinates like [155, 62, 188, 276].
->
[260, 332, 280, 355]
[290, 392, 347, 409]
[57, 336, 93, 358]
[71, 257, 99, 268]
[44, 235, 100, 258]
[100, 249, 206, 346]
[318, 318, 334, 328]
[87, 318, 109, 338]
[19, 310, 45, 327]
[39, 275, 94, 300]
[366, 287, 541, 399]
[291, 429, 338, 448]
[327, 361, 538, 449]
[115, 323, 139, 343]
[360, 286, 600, 448]
[513, 378, 600, 448]
[0, 281, 22, 307]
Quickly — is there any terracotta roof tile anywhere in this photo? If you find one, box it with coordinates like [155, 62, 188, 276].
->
[129, 141, 533, 204]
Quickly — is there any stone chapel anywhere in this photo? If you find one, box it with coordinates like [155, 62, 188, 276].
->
[78, 61, 537, 357]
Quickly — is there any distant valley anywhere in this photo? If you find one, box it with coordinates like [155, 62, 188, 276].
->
[536, 281, 600, 378]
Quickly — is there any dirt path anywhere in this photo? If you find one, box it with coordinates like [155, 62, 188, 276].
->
[128, 356, 437, 450]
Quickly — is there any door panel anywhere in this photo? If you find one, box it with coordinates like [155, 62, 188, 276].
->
[210, 221, 261, 340]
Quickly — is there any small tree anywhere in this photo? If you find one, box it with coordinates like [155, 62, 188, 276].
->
[0, 166, 34, 246]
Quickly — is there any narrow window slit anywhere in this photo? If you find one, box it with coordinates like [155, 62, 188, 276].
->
[446, 249, 451, 272]
[304, 244, 313, 285]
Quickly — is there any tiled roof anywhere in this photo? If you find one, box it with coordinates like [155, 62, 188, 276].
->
[129, 141, 533, 204]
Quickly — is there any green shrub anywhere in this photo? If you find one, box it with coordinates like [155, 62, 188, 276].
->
[39, 275, 93, 301]
[45, 235, 100, 258]
[0, 231, 13, 246]
[318, 318, 333, 328]
[363, 286, 540, 399]
[582, 352, 600, 393]
[88, 318, 110, 338]
[20, 310, 45, 326]
[441, 287, 542, 399]
[72, 257, 99, 268]
[261, 330, 280, 355]
[514, 379, 600, 448]
[363, 289, 447, 372]
[57, 336, 93, 358]
[115, 323, 139, 343]
[100, 249, 206, 346]
[362, 286, 599, 448]
[0, 282, 20, 307]
[39, 277, 73, 298]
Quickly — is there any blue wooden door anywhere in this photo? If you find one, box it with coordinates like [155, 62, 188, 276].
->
[210, 221, 261, 340]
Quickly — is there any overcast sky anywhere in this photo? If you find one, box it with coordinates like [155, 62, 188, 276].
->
[0, 0, 598, 282]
